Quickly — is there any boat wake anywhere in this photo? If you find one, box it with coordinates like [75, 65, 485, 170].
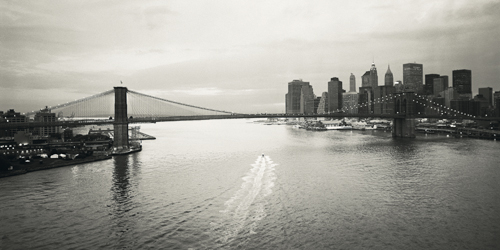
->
[210, 155, 277, 247]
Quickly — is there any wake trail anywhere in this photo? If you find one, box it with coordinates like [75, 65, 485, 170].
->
[210, 155, 277, 246]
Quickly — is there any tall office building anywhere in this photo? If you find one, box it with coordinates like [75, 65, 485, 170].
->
[439, 87, 459, 108]
[394, 80, 404, 93]
[349, 73, 356, 92]
[358, 86, 372, 114]
[478, 87, 493, 106]
[328, 77, 343, 112]
[286, 79, 315, 114]
[433, 76, 448, 97]
[453, 69, 472, 98]
[374, 85, 395, 114]
[342, 92, 358, 114]
[425, 74, 440, 95]
[317, 92, 329, 114]
[369, 63, 378, 89]
[362, 71, 370, 87]
[495, 91, 500, 117]
[385, 65, 393, 86]
[494, 91, 500, 109]
[403, 63, 423, 93]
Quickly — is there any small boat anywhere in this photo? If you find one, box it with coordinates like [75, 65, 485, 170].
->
[324, 124, 353, 130]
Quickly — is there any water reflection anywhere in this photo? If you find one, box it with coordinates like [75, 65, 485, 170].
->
[109, 154, 142, 247]
[390, 138, 418, 161]
[112, 156, 131, 202]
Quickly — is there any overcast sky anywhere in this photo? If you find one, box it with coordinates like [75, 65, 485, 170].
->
[1, 0, 499, 113]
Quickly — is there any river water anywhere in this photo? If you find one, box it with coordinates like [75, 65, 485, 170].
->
[1, 119, 499, 249]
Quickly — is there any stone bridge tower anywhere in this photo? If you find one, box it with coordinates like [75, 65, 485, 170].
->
[393, 92, 416, 138]
[114, 87, 129, 149]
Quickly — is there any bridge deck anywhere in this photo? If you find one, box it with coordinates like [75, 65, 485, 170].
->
[1, 113, 499, 129]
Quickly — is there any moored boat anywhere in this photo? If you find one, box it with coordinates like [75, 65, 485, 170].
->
[324, 124, 352, 130]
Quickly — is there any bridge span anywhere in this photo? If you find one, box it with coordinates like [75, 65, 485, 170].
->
[3, 87, 500, 151]
[4, 112, 498, 130]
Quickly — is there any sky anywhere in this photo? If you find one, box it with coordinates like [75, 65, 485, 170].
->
[1, 0, 499, 114]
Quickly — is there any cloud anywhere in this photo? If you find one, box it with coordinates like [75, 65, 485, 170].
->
[1, 0, 499, 114]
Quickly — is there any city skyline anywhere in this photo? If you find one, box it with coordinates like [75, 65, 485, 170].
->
[1, 0, 499, 113]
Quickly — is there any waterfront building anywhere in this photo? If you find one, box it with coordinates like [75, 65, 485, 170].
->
[453, 69, 472, 98]
[34, 107, 58, 136]
[425, 74, 440, 95]
[317, 92, 329, 114]
[349, 73, 356, 92]
[0, 109, 28, 138]
[478, 87, 493, 107]
[342, 92, 358, 114]
[286, 80, 315, 114]
[385, 65, 393, 86]
[328, 77, 343, 112]
[403, 63, 423, 93]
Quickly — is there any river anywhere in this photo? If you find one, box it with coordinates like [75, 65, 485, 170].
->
[1, 119, 499, 249]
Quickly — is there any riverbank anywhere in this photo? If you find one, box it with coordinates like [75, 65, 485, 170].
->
[0, 155, 112, 179]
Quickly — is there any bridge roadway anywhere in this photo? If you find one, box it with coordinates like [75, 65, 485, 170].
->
[1, 113, 498, 129]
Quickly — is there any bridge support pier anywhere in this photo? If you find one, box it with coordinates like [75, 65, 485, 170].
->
[113, 87, 129, 150]
[392, 92, 416, 138]
[392, 118, 416, 138]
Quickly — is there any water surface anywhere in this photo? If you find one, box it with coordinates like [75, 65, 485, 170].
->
[1, 119, 499, 249]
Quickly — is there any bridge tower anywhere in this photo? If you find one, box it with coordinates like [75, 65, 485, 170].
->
[393, 92, 416, 138]
[114, 87, 129, 149]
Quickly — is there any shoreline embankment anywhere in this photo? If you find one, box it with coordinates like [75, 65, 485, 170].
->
[0, 155, 112, 179]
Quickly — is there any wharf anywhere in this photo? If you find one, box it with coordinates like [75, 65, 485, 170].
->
[0, 155, 112, 179]
[416, 126, 499, 140]
[89, 128, 156, 140]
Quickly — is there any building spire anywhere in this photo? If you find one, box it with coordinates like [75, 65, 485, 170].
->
[386, 64, 392, 74]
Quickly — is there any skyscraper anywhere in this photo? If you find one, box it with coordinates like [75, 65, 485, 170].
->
[328, 77, 343, 112]
[433, 76, 448, 97]
[385, 65, 393, 86]
[286, 79, 315, 114]
[317, 92, 329, 114]
[342, 92, 358, 114]
[453, 69, 472, 98]
[479, 87, 493, 106]
[424, 74, 440, 95]
[349, 73, 356, 92]
[403, 63, 423, 93]
[439, 87, 459, 108]
[369, 63, 378, 89]
[362, 71, 370, 87]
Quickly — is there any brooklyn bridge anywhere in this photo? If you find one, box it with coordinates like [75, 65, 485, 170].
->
[1, 86, 498, 151]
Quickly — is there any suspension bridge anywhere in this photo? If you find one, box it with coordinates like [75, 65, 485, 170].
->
[2, 87, 499, 151]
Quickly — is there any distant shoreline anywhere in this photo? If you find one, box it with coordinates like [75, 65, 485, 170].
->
[0, 155, 112, 179]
